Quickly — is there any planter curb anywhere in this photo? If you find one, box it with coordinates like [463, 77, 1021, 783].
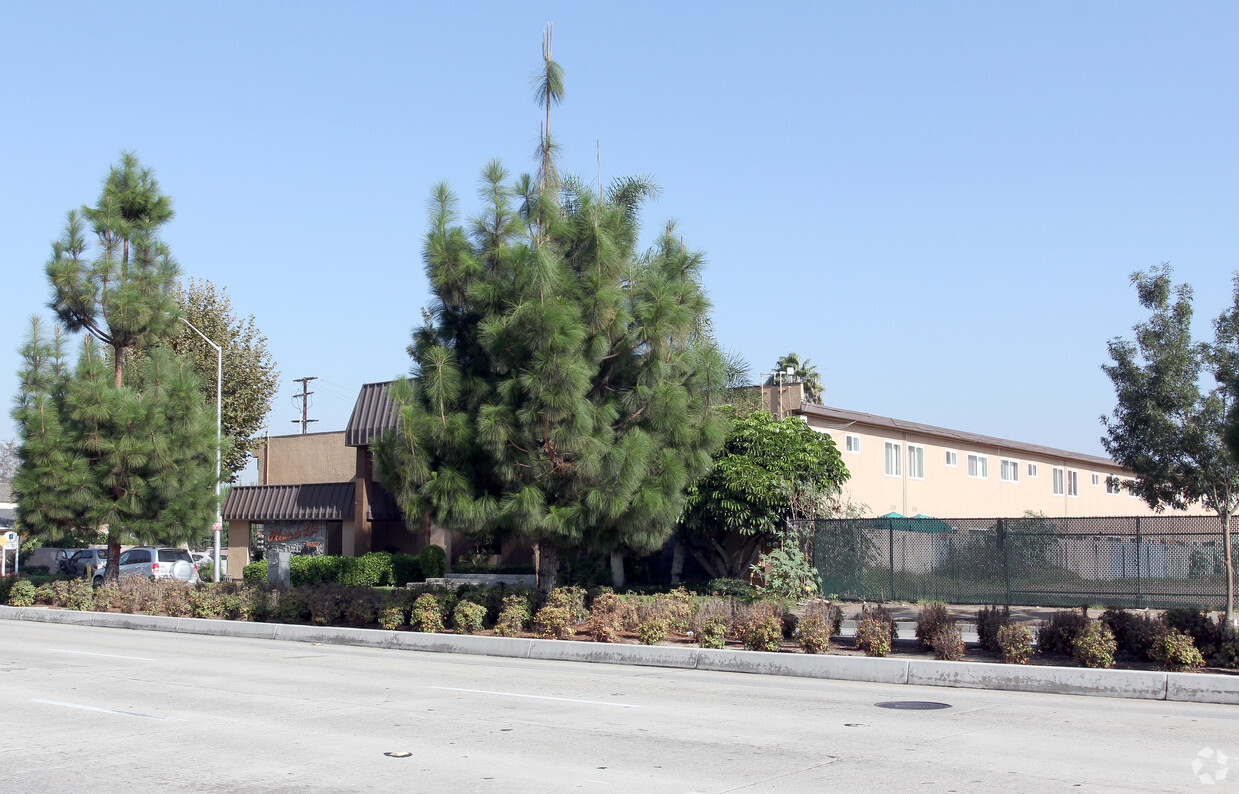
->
[3, 605, 1236, 705]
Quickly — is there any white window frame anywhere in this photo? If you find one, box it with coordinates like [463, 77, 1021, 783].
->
[1052, 467, 1064, 496]
[1027, 463, 1038, 478]
[845, 434, 861, 453]
[1000, 458, 1019, 483]
[1106, 476, 1122, 496]
[1067, 469, 1079, 497]
[884, 441, 901, 477]
[907, 444, 925, 480]
[967, 454, 988, 479]
[945, 450, 957, 467]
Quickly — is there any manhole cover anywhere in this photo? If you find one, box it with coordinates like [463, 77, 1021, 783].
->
[874, 701, 952, 710]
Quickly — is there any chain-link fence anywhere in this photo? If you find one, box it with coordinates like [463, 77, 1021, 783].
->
[802, 515, 1236, 609]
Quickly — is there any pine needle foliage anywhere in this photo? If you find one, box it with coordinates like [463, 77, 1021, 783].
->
[12, 154, 218, 579]
[375, 47, 727, 603]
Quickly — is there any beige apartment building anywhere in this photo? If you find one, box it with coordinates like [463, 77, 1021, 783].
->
[782, 395, 1207, 520]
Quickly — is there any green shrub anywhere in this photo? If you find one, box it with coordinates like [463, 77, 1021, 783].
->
[1099, 608, 1159, 660]
[7, 579, 36, 607]
[197, 561, 214, 582]
[705, 578, 758, 601]
[411, 593, 444, 633]
[243, 561, 267, 585]
[494, 593, 532, 637]
[307, 585, 351, 626]
[271, 588, 310, 623]
[1151, 628, 1205, 672]
[392, 554, 423, 585]
[637, 616, 670, 646]
[34, 583, 54, 605]
[797, 613, 831, 654]
[975, 604, 1011, 654]
[860, 604, 899, 643]
[453, 600, 487, 634]
[997, 624, 1034, 664]
[418, 545, 447, 579]
[929, 625, 965, 660]
[696, 616, 729, 649]
[163, 583, 192, 617]
[1218, 633, 1239, 669]
[534, 604, 576, 639]
[93, 581, 120, 612]
[377, 591, 409, 630]
[65, 579, 95, 611]
[586, 592, 626, 642]
[51, 580, 70, 607]
[1161, 608, 1220, 657]
[855, 616, 892, 657]
[1072, 622, 1116, 669]
[452, 561, 535, 575]
[742, 615, 783, 652]
[916, 603, 954, 651]
[343, 589, 380, 626]
[1037, 610, 1088, 657]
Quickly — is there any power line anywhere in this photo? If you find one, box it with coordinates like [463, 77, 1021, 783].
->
[292, 376, 319, 434]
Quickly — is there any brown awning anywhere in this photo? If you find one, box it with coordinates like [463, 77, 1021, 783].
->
[223, 482, 355, 522]
[345, 381, 398, 447]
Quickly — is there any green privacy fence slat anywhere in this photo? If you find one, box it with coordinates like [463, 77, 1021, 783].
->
[801, 515, 1237, 609]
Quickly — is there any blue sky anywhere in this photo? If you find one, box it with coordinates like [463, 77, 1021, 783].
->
[4, 2, 1237, 480]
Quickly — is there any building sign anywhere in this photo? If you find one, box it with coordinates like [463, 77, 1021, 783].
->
[260, 520, 326, 557]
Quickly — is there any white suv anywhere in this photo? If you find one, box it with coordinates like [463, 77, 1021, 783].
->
[93, 547, 199, 585]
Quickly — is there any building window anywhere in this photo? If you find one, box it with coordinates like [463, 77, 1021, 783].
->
[945, 450, 957, 467]
[1106, 476, 1122, 495]
[1000, 459, 1019, 482]
[1053, 467, 1064, 495]
[884, 442, 901, 477]
[1028, 463, 1038, 478]
[907, 445, 925, 479]
[845, 435, 860, 453]
[1128, 479, 1140, 497]
[1067, 470, 1079, 497]
[967, 454, 988, 479]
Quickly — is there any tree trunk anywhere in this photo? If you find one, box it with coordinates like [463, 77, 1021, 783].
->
[535, 539, 558, 609]
[670, 538, 685, 585]
[105, 533, 121, 584]
[610, 550, 625, 589]
[1223, 510, 1235, 627]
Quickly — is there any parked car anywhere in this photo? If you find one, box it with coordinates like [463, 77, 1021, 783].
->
[62, 548, 108, 578]
[92, 547, 198, 585]
[55, 548, 83, 575]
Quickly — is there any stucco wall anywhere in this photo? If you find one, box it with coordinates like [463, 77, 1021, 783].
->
[808, 417, 1209, 519]
[254, 432, 354, 485]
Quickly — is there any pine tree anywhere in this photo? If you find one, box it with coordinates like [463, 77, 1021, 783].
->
[12, 154, 218, 580]
[375, 43, 727, 602]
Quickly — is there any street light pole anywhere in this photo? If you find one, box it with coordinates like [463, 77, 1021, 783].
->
[181, 317, 223, 583]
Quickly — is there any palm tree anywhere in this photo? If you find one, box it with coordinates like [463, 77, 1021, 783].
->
[770, 351, 824, 404]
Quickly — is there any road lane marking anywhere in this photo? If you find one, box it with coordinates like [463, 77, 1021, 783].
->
[49, 648, 155, 661]
[428, 686, 641, 708]
[32, 699, 185, 721]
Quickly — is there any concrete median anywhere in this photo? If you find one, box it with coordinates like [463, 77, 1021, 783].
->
[4, 605, 1238, 705]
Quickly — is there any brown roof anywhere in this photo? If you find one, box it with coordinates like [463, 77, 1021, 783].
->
[345, 381, 398, 447]
[797, 403, 1120, 469]
[223, 482, 355, 522]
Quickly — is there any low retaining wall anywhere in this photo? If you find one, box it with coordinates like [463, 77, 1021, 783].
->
[3, 605, 1236, 705]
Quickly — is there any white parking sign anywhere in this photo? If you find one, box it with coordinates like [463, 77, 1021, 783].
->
[2, 532, 17, 550]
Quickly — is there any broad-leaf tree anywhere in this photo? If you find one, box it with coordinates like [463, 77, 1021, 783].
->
[167, 277, 278, 481]
[677, 407, 849, 579]
[375, 47, 727, 603]
[11, 154, 218, 580]
[1101, 264, 1239, 623]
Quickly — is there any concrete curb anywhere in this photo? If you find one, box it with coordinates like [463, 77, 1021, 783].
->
[4, 605, 1237, 705]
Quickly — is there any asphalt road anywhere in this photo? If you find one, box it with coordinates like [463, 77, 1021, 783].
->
[2, 621, 1234, 793]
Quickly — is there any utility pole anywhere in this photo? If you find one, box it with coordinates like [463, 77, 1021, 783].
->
[292, 376, 319, 434]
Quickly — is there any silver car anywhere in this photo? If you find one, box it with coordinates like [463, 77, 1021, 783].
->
[93, 547, 199, 585]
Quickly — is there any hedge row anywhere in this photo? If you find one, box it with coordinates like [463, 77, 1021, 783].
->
[241, 547, 445, 588]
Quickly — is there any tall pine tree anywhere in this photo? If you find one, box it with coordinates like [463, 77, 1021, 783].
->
[12, 154, 218, 579]
[375, 42, 728, 601]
